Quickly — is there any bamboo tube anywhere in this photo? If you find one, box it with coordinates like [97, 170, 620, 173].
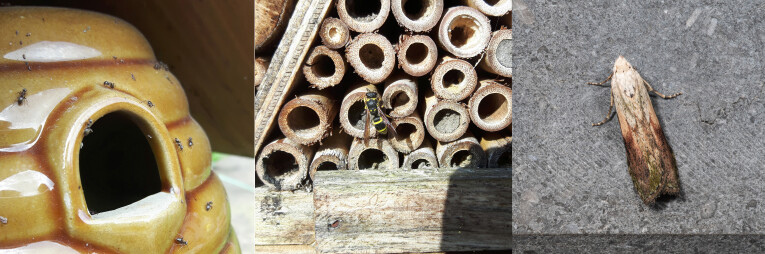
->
[423, 90, 470, 142]
[388, 111, 425, 153]
[337, 0, 390, 33]
[480, 132, 511, 168]
[479, 29, 512, 77]
[437, 6, 491, 58]
[255, 0, 295, 50]
[256, 138, 316, 190]
[309, 129, 353, 181]
[346, 33, 396, 83]
[382, 75, 418, 118]
[319, 17, 351, 49]
[466, 0, 512, 17]
[402, 138, 438, 169]
[468, 80, 512, 131]
[396, 35, 438, 77]
[255, 57, 269, 87]
[278, 90, 338, 145]
[339, 83, 379, 139]
[430, 57, 477, 101]
[436, 131, 486, 168]
[303, 46, 347, 89]
[390, 0, 443, 32]
[348, 138, 399, 170]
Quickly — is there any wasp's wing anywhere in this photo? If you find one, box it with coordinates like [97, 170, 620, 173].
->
[377, 104, 397, 136]
[364, 106, 371, 145]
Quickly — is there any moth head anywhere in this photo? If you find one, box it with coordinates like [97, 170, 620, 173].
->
[614, 55, 632, 72]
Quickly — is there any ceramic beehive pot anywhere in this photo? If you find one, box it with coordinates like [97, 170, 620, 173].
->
[0, 7, 240, 253]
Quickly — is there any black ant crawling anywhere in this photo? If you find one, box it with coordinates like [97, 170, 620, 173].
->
[147, 101, 154, 107]
[205, 201, 212, 211]
[103, 81, 115, 89]
[83, 119, 94, 136]
[188, 137, 193, 148]
[16, 88, 26, 105]
[174, 236, 187, 246]
[174, 138, 183, 151]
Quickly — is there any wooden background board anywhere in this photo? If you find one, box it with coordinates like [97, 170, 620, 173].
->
[313, 169, 512, 253]
[254, 187, 316, 245]
[8, 0, 255, 156]
[254, 0, 332, 157]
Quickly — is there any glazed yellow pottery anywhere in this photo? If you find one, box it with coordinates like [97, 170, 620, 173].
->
[0, 7, 239, 253]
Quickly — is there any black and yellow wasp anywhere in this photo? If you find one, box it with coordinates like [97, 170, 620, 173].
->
[363, 91, 397, 144]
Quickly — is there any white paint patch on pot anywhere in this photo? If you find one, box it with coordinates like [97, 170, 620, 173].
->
[4, 41, 102, 62]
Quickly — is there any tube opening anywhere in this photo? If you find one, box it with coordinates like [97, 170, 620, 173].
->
[349, 99, 368, 130]
[434, 108, 461, 133]
[448, 15, 479, 48]
[405, 42, 428, 64]
[359, 44, 384, 69]
[478, 93, 508, 122]
[496, 150, 511, 168]
[391, 91, 411, 110]
[403, 0, 431, 20]
[358, 149, 387, 170]
[394, 122, 417, 143]
[346, 0, 381, 22]
[411, 159, 431, 169]
[450, 150, 473, 168]
[264, 151, 299, 179]
[312, 54, 336, 78]
[443, 69, 465, 91]
[317, 161, 339, 171]
[287, 106, 321, 137]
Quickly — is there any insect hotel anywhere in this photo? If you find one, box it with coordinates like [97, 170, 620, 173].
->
[255, 0, 512, 252]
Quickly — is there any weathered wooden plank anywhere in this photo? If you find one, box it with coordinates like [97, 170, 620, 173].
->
[313, 169, 512, 253]
[254, 187, 315, 245]
[253, 244, 316, 254]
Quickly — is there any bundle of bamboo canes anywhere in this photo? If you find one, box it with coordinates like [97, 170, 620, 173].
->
[257, 0, 512, 190]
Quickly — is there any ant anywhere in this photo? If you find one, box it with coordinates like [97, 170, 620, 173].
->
[16, 88, 26, 105]
[174, 138, 183, 151]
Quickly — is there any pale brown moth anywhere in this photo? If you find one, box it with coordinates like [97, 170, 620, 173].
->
[588, 56, 682, 205]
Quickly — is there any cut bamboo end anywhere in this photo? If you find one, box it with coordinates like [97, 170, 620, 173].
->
[437, 6, 491, 58]
[389, 111, 425, 153]
[382, 76, 418, 117]
[424, 90, 470, 142]
[337, 0, 390, 33]
[436, 132, 486, 168]
[320, 17, 351, 49]
[309, 129, 353, 181]
[255, 57, 269, 87]
[390, 0, 443, 32]
[346, 33, 396, 83]
[479, 29, 513, 77]
[431, 57, 478, 101]
[468, 80, 512, 131]
[396, 35, 438, 77]
[348, 138, 399, 170]
[256, 138, 316, 190]
[402, 138, 438, 169]
[278, 90, 338, 145]
[303, 46, 346, 89]
[480, 132, 511, 168]
[340, 83, 379, 139]
[467, 0, 512, 17]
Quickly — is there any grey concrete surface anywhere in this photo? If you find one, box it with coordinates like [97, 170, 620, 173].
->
[212, 154, 255, 254]
[512, 0, 765, 238]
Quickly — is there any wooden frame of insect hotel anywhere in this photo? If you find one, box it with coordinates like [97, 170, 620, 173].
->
[255, 0, 512, 252]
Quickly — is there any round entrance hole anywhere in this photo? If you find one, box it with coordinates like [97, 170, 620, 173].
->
[79, 111, 162, 215]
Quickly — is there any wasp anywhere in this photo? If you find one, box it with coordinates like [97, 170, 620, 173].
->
[362, 91, 396, 144]
[16, 88, 27, 105]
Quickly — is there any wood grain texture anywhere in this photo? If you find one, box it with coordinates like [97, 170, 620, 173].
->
[253, 244, 316, 254]
[254, 187, 315, 245]
[255, 0, 333, 157]
[313, 168, 512, 253]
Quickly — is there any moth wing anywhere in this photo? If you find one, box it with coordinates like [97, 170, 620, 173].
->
[612, 72, 665, 205]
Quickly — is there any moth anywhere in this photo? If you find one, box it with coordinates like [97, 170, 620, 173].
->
[587, 56, 682, 205]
